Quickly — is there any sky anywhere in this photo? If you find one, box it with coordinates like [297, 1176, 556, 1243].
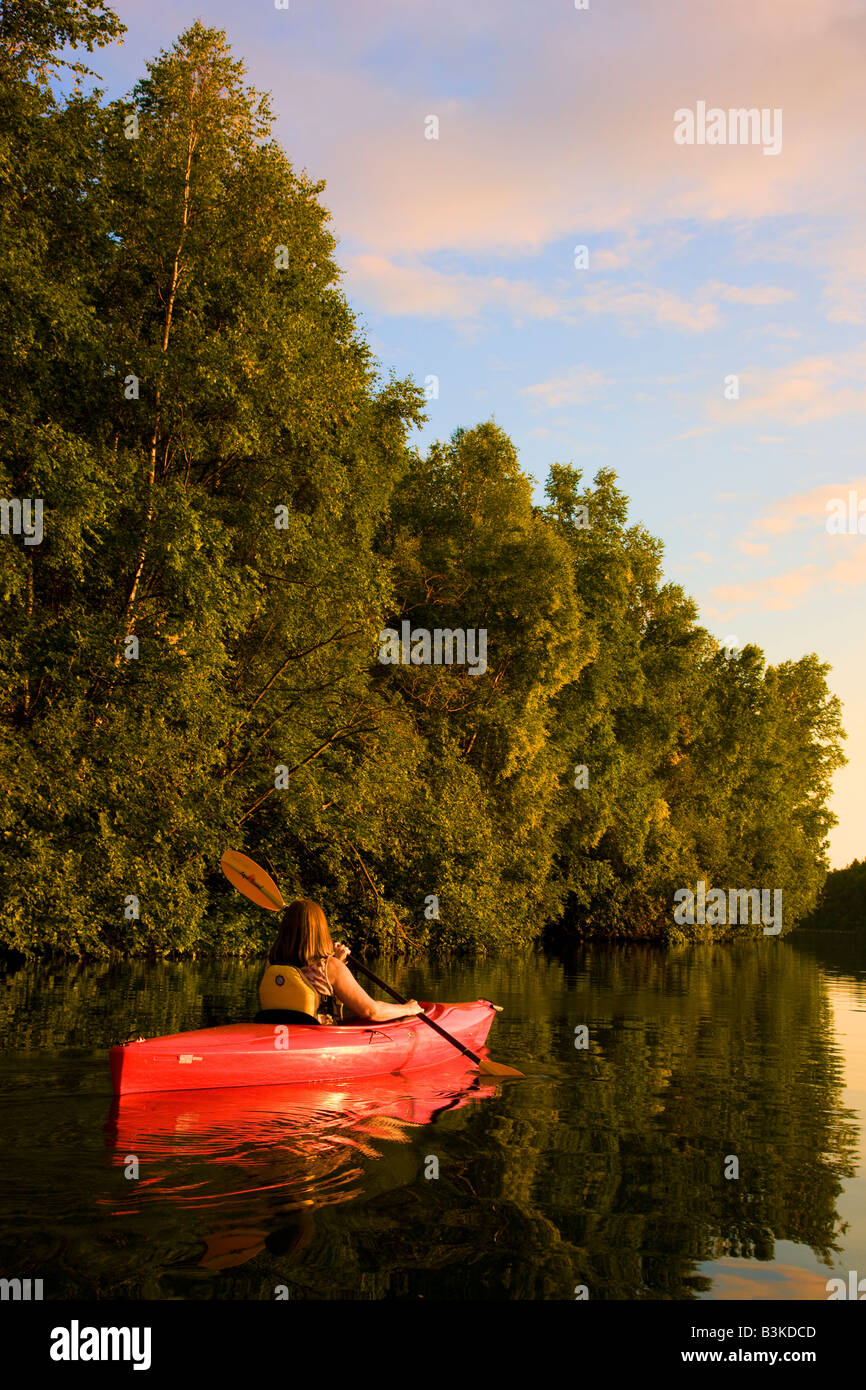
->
[86, 0, 865, 868]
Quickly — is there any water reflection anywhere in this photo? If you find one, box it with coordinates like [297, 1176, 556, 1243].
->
[0, 937, 863, 1298]
[540, 940, 860, 1297]
[101, 1065, 496, 1273]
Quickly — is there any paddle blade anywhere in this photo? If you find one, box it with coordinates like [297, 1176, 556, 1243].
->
[220, 850, 285, 912]
[478, 1056, 525, 1079]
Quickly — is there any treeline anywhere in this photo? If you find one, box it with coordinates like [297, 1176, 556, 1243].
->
[801, 861, 866, 931]
[0, 7, 847, 958]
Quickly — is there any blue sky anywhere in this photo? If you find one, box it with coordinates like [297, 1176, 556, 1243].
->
[82, 0, 866, 866]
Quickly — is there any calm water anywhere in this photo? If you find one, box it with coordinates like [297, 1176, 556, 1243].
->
[1, 933, 864, 1300]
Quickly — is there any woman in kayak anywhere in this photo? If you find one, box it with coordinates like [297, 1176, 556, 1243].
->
[256, 899, 424, 1026]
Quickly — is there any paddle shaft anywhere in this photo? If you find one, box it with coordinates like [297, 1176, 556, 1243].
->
[350, 957, 482, 1066]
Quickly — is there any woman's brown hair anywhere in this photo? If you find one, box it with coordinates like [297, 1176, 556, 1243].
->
[268, 899, 334, 966]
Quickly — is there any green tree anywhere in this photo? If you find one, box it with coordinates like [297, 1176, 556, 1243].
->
[544, 465, 709, 936]
[378, 423, 584, 949]
[801, 859, 866, 930]
[0, 21, 423, 956]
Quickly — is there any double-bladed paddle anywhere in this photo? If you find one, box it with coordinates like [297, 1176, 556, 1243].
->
[220, 849, 523, 1080]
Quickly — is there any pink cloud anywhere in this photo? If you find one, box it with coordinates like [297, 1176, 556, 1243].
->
[710, 537, 866, 613]
[345, 254, 795, 335]
[706, 354, 866, 426]
[713, 564, 823, 610]
[521, 368, 610, 407]
[701, 475, 866, 613]
[709, 282, 796, 307]
[580, 283, 720, 333]
[750, 476, 866, 535]
[343, 254, 564, 322]
[130, 0, 866, 331]
[828, 545, 866, 588]
[671, 427, 714, 442]
[243, 0, 866, 261]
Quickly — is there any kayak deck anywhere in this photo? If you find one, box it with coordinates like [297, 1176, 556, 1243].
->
[109, 1000, 498, 1096]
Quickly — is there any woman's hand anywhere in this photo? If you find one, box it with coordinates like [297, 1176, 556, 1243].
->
[333, 942, 350, 964]
[403, 999, 424, 1016]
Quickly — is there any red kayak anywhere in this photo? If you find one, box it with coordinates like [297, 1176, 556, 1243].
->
[110, 1000, 497, 1096]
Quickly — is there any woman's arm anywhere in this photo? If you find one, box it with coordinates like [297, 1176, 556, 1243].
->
[328, 957, 423, 1022]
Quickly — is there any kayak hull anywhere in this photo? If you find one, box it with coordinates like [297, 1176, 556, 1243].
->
[109, 1000, 497, 1096]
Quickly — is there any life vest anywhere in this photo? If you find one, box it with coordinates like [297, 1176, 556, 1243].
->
[258, 963, 341, 1022]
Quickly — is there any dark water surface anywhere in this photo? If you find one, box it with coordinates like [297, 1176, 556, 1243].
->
[1, 934, 865, 1300]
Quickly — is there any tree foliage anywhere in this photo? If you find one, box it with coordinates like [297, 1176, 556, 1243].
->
[0, 12, 848, 957]
[801, 860, 866, 931]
